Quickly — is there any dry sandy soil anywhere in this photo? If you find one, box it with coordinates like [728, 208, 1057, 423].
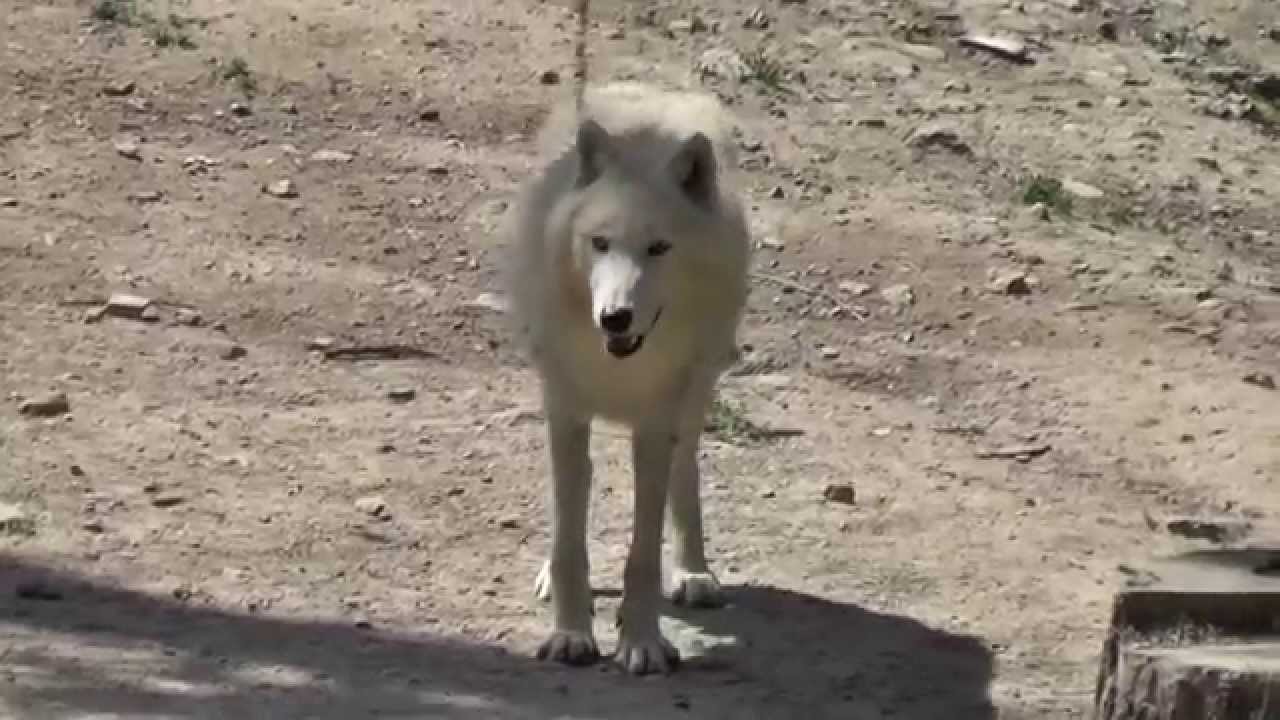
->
[3, 0, 1280, 717]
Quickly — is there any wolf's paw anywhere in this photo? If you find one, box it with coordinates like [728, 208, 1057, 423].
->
[614, 629, 680, 675]
[533, 561, 552, 602]
[670, 570, 724, 609]
[536, 630, 600, 666]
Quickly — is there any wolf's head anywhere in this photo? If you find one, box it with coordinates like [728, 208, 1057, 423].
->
[562, 119, 720, 359]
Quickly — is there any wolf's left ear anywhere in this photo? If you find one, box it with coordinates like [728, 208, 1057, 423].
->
[669, 132, 717, 206]
[575, 119, 611, 188]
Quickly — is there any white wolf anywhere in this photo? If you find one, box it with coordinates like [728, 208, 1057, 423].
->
[502, 82, 751, 675]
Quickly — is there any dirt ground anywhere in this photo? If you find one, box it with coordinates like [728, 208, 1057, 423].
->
[2, 0, 1279, 717]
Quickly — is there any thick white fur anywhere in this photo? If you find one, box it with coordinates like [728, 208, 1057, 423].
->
[502, 82, 751, 675]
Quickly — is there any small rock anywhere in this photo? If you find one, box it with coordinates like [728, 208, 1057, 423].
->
[150, 493, 186, 508]
[218, 344, 247, 361]
[81, 519, 105, 533]
[696, 48, 750, 81]
[960, 34, 1028, 62]
[906, 123, 971, 155]
[130, 190, 163, 203]
[987, 270, 1033, 296]
[0, 504, 36, 536]
[1165, 515, 1251, 544]
[419, 108, 441, 122]
[1021, 202, 1050, 222]
[769, 185, 786, 199]
[83, 306, 107, 324]
[463, 292, 509, 314]
[264, 179, 298, 198]
[901, 43, 945, 63]
[839, 281, 872, 297]
[1253, 72, 1280, 102]
[355, 496, 390, 519]
[19, 393, 70, 418]
[310, 149, 354, 164]
[103, 79, 136, 97]
[307, 337, 337, 352]
[140, 305, 160, 323]
[426, 163, 449, 176]
[229, 102, 252, 117]
[387, 387, 416, 403]
[0, 197, 17, 207]
[174, 308, 203, 326]
[819, 346, 841, 359]
[539, 70, 561, 85]
[1243, 371, 1276, 390]
[114, 137, 141, 160]
[498, 516, 521, 529]
[823, 484, 856, 505]
[1062, 179, 1104, 200]
[108, 294, 156, 320]
[880, 283, 916, 308]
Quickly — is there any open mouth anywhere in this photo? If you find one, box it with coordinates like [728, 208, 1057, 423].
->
[603, 308, 661, 359]
[605, 334, 645, 358]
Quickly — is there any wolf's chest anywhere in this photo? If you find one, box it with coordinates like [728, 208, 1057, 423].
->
[548, 323, 693, 424]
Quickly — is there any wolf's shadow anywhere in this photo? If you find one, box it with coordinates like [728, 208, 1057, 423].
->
[0, 557, 997, 719]
[667, 583, 998, 719]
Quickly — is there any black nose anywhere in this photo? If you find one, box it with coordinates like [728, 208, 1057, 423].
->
[600, 308, 633, 334]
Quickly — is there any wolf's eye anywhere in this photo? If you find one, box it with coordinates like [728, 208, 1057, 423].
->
[590, 236, 609, 253]
[647, 240, 672, 257]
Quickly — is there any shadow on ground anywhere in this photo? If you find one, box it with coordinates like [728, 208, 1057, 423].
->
[0, 557, 995, 719]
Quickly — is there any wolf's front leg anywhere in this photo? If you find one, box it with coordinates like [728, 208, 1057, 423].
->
[668, 428, 724, 608]
[668, 383, 724, 608]
[535, 410, 599, 666]
[615, 426, 680, 675]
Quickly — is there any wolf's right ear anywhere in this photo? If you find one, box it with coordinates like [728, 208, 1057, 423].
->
[574, 119, 611, 188]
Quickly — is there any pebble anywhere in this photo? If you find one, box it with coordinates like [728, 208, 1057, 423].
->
[102, 79, 136, 97]
[823, 484, 856, 505]
[19, 393, 70, 418]
[906, 123, 971, 155]
[839, 281, 872, 297]
[229, 102, 252, 117]
[114, 137, 141, 159]
[174, 308, 203, 326]
[960, 34, 1028, 62]
[0, 503, 35, 536]
[218, 343, 248, 361]
[880, 283, 916, 308]
[463, 292, 509, 314]
[1165, 515, 1251, 544]
[387, 387, 416, 403]
[0, 197, 17, 207]
[1243, 371, 1276, 390]
[355, 496, 390, 519]
[130, 190, 163, 203]
[539, 70, 560, 85]
[1062, 179, 1104, 200]
[310, 149, 354, 164]
[264, 179, 298, 198]
[987, 270, 1033, 296]
[150, 493, 186, 508]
